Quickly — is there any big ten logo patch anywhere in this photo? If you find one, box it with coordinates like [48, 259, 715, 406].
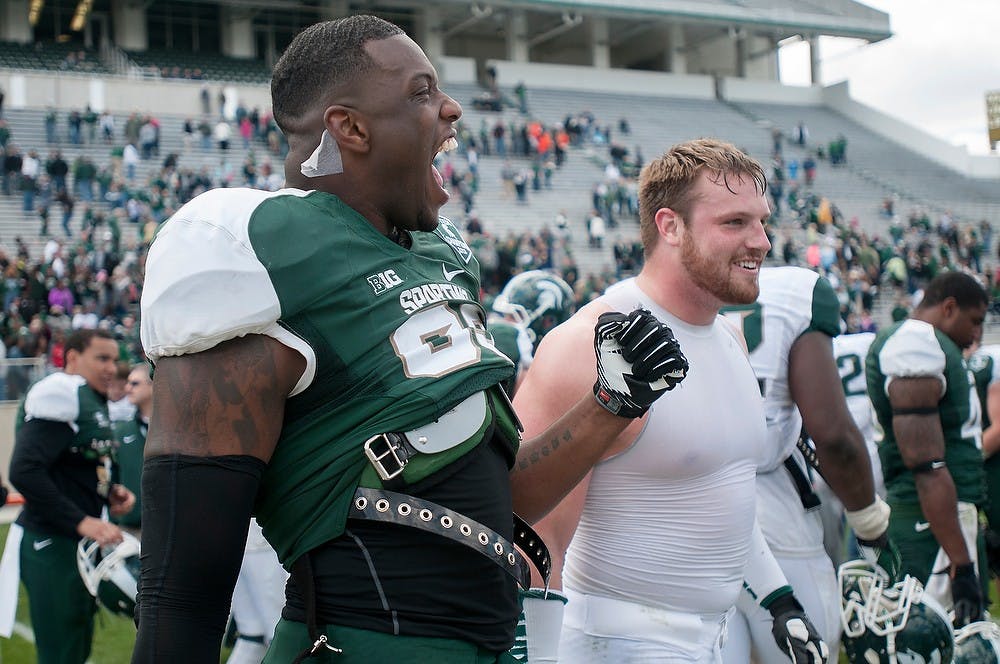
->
[368, 269, 403, 295]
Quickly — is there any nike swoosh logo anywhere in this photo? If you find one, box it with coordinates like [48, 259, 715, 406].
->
[442, 265, 464, 282]
[33, 539, 53, 551]
[914, 521, 931, 533]
[123, 435, 137, 444]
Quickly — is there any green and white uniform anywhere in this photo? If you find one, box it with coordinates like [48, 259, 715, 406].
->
[720, 266, 845, 664]
[8, 372, 116, 664]
[866, 319, 984, 604]
[487, 318, 533, 396]
[141, 188, 518, 653]
[111, 413, 147, 529]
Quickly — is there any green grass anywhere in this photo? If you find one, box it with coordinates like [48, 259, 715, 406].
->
[0, 521, 996, 663]
[0, 522, 232, 663]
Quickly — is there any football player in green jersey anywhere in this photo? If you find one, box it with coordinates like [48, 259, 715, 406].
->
[6, 329, 135, 664]
[866, 271, 989, 628]
[111, 363, 152, 536]
[133, 15, 687, 664]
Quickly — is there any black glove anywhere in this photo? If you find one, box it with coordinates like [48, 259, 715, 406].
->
[592, 308, 688, 418]
[856, 530, 902, 584]
[766, 592, 829, 664]
[951, 562, 984, 628]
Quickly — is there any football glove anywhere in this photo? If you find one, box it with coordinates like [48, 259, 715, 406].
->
[766, 591, 829, 664]
[592, 308, 688, 418]
[951, 562, 984, 628]
[855, 531, 902, 584]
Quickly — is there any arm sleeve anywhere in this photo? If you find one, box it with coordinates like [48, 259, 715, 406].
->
[132, 454, 264, 664]
[742, 519, 792, 607]
[9, 418, 88, 536]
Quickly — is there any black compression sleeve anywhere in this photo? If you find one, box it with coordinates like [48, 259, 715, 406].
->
[131, 454, 265, 664]
[9, 418, 86, 535]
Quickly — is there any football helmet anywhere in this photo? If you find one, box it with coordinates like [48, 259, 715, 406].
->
[492, 271, 575, 347]
[77, 531, 141, 617]
[839, 560, 954, 663]
[955, 620, 1000, 663]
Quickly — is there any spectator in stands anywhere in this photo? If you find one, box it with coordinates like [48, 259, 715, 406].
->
[48, 278, 74, 313]
[44, 108, 57, 144]
[139, 118, 157, 160]
[45, 150, 68, 193]
[56, 187, 75, 237]
[0, 119, 10, 150]
[68, 109, 82, 145]
[182, 118, 195, 153]
[123, 142, 139, 182]
[217, 89, 227, 119]
[35, 174, 52, 236]
[795, 120, 809, 146]
[493, 120, 507, 157]
[2, 144, 22, 196]
[588, 209, 606, 248]
[214, 120, 231, 151]
[73, 155, 96, 202]
[200, 85, 211, 115]
[0, 86, 4, 118]
[803, 154, 816, 186]
[99, 111, 115, 143]
[83, 105, 98, 144]
[20, 149, 39, 213]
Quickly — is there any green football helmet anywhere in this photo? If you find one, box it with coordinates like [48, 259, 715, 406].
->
[77, 531, 141, 617]
[839, 560, 954, 663]
[492, 271, 575, 347]
[955, 620, 1000, 663]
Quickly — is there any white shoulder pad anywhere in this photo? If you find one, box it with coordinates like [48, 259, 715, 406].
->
[878, 320, 946, 392]
[23, 373, 85, 425]
[977, 344, 1000, 385]
[140, 187, 310, 363]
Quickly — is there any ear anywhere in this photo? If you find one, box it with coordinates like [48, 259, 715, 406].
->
[654, 207, 683, 247]
[324, 105, 369, 155]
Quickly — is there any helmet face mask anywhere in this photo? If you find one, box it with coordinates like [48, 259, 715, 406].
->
[77, 531, 141, 618]
[492, 271, 575, 347]
[955, 620, 1000, 663]
[839, 560, 954, 664]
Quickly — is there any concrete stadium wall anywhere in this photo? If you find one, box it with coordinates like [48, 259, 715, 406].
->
[0, 402, 19, 483]
[486, 60, 715, 99]
[722, 77, 824, 105]
[0, 70, 271, 119]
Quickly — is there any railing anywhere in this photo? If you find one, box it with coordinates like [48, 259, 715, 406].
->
[0, 358, 52, 403]
[99, 42, 158, 81]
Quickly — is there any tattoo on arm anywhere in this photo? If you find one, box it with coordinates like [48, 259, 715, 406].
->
[147, 336, 298, 459]
[515, 429, 572, 472]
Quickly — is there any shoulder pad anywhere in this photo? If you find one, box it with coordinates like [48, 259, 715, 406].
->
[140, 188, 308, 362]
[23, 373, 86, 424]
[878, 320, 946, 379]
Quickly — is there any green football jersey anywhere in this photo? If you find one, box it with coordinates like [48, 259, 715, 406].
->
[141, 188, 515, 565]
[111, 415, 147, 527]
[866, 319, 984, 505]
[15, 372, 117, 535]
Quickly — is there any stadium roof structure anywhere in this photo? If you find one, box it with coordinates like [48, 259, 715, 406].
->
[428, 0, 891, 42]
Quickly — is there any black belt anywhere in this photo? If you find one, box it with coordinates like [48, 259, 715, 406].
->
[782, 453, 821, 511]
[348, 487, 551, 589]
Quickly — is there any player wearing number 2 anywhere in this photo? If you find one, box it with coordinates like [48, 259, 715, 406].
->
[133, 15, 688, 664]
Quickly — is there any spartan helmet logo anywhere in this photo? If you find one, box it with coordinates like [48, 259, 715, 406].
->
[492, 271, 575, 348]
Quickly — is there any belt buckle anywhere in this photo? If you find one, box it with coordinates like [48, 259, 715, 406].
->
[364, 433, 408, 482]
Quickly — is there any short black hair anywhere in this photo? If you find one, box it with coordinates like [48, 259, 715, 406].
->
[918, 271, 988, 310]
[271, 15, 404, 133]
[65, 328, 115, 356]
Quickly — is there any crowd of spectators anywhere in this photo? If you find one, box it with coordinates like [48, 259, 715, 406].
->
[0, 99, 998, 403]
